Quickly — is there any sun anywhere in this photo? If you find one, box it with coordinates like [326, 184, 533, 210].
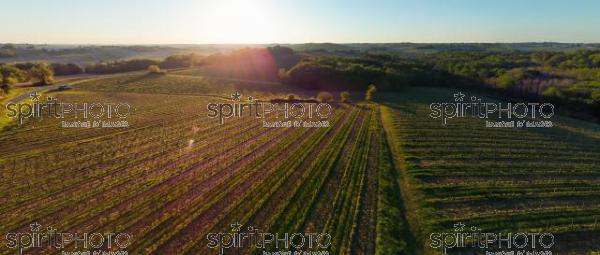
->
[197, 0, 278, 43]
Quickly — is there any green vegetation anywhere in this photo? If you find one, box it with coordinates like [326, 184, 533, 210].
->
[85, 59, 160, 74]
[0, 64, 28, 95]
[381, 86, 600, 253]
[420, 50, 600, 119]
[284, 55, 441, 91]
[0, 62, 55, 95]
[51, 63, 84, 75]
[147, 64, 165, 74]
[340, 91, 350, 103]
[3, 45, 598, 120]
[29, 62, 55, 85]
[366, 84, 377, 101]
[1, 44, 600, 255]
[317, 91, 334, 102]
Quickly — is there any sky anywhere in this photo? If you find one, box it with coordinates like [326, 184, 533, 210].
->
[2, 0, 599, 44]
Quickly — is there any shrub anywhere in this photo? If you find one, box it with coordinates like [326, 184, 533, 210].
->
[340, 91, 350, 103]
[317, 91, 334, 103]
[147, 65, 165, 74]
[30, 63, 55, 85]
[366, 84, 376, 101]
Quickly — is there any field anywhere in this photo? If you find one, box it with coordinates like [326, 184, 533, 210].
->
[0, 72, 599, 254]
[380, 87, 600, 254]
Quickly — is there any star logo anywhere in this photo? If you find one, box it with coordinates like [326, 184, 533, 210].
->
[231, 92, 241, 101]
[230, 222, 242, 232]
[453, 92, 465, 102]
[453, 222, 465, 232]
[30, 222, 41, 232]
[30, 92, 41, 101]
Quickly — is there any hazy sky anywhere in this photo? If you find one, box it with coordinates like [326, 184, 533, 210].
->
[2, 0, 599, 44]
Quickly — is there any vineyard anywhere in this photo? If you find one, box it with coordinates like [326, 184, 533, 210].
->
[0, 73, 599, 254]
[380, 87, 600, 254]
[0, 73, 396, 255]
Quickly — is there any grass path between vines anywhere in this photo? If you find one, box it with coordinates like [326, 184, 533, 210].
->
[380, 104, 432, 255]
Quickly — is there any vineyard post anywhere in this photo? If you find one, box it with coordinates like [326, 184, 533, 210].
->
[162, 120, 166, 154]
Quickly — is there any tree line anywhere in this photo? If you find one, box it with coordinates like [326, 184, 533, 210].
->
[0, 54, 203, 95]
[271, 49, 598, 120]
[0, 63, 55, 94]
[2, 46, 598, 120]
[419, 50, 600, 119]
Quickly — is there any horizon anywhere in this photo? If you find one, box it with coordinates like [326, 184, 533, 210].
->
[3, 42, 600, 46]
[2, 0, 600, 44]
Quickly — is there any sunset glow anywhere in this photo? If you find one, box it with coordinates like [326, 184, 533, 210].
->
[196, 0, 279, 43]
